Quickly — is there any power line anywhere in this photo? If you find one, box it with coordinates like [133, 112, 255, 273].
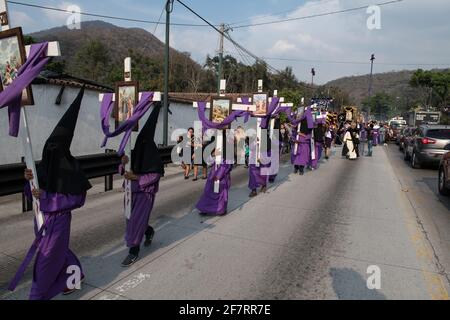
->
[232, 0, 404, 29]
[258, 56, 450, 67]
[6, 0, 215, 27]
[151, 4, 166, 35]
[227, 0, 343, 27]
[175, 0, 281, 74]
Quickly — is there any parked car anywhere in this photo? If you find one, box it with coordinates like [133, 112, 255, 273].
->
[404, 125, 450, 169]
[390, 122, 407, 142]
[398, 127, 415, 151]
[438, 145, 450, 196]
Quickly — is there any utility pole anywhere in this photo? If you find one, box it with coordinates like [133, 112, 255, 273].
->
[311, 68, 316, 103]
[163, 0, 174, 147]
[368, 54, 375, 120]
[217, 23, 225, 95]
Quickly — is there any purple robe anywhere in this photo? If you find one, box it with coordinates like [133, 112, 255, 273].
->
[373, 129, 380, 146]
[9, 185, 85, 300]
[311, 142, 323, 169]
[125, 173, 161, 248]
[248, 141, 271, 191]
[196, 163, 232, 215]
[292, 134, 311, 167]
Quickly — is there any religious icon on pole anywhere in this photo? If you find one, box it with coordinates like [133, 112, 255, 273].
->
[0, 11, 8, 26]
[115, 80, 139, 130]
[210, 96, 232, 129]
[252, 93, 268, 116]
[0, 27, 34, 105]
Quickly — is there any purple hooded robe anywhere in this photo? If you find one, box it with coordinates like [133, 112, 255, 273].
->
[125, 173, 161, 248]
[196, 162, 232, 215]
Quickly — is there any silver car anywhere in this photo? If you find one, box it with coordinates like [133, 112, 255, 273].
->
[404, 125, 450, 169]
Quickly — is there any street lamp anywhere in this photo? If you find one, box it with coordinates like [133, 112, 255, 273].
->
[368, 54, 375, 120]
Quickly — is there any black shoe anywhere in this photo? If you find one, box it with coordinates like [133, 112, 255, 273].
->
[260, 185, 267, 193]
[144, 227, 155, 247]
[249, 190, 258, 198]
[121, 254, 139, 267]
[294, 168, 299, 174]
[193, 177, 198, 182]
[184, 176, 189, 180]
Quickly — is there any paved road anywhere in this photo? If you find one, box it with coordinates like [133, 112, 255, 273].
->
[1, 144, 449, 300]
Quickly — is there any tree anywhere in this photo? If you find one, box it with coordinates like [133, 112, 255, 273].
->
[73, 40, 110, 82]
[410, 69, 450, 111]
[362, 92, 394, 120]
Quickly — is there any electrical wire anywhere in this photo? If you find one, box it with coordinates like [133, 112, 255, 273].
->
[6, 0, 216, 27]
[231, 0, 404, 29]
[175, 0, 281, 74]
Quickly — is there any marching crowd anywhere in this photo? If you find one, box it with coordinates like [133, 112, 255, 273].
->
[10, 89, 383, 300]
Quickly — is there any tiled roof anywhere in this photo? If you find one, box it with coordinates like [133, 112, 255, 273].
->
[32, 71, 114, 92]
[168, 92, 254, 104]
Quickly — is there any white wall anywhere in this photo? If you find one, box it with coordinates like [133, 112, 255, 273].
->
[0, 84, 257, 165]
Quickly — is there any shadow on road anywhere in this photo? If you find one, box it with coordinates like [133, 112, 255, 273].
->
[330, 268, 386, 300]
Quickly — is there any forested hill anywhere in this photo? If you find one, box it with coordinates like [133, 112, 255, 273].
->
[326, 69, 449, 106]
[28, 20, 211, 91]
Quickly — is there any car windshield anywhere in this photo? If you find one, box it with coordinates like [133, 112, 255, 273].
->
[392, 123, 406, 130]
[426, 129, 450, 139]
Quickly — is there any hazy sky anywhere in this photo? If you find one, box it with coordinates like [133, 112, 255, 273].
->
[8, 0, 450, 84]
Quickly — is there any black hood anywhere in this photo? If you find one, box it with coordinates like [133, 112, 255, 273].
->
[37, 87, 92, 195]
[131, 102, 165, 176]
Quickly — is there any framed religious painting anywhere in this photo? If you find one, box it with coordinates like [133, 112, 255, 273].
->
[252, 92, 268, 116]
[115, 81, 139, 131]
[210, 96, 232, 130]
[0, 27, 34, 105]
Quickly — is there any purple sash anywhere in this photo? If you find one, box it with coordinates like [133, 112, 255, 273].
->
[0, 42, 50, 137]
[100, 92, 155, 156]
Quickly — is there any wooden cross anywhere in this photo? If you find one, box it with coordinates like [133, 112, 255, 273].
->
[294, 98, 305, 156]
[193, 79, 256, 193]
[237, 80, 293, 167]
[1, 0, 61, 230]
[99, 57, 161, 219]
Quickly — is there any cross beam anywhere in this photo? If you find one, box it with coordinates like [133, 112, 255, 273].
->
[1, 0, 62, 230]
[192, 80, 256, 193]
[99, 57, 161, 219]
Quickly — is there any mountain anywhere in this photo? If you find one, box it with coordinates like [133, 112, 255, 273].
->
[30, 20, 168, 60]
[28, 20, 204, 89]
[326, 69, 449, 106]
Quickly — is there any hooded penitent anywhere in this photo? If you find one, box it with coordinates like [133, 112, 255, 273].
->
[37, 87, 92, 195]
[131, 102, 165, 176]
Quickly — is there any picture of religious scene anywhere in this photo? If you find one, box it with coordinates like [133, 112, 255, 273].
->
[0, 27, 33, 105]
[115, 81, 138, 130]
[253, 93, 268, 116]
[210, 97, 232, 128]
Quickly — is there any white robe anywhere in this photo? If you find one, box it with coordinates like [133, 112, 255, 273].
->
[344, 131, 357, 159]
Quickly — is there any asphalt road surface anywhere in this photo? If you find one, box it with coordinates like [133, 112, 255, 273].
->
[1, 144, 449, 300]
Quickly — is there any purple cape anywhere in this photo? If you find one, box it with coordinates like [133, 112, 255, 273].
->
[196, 163, 232, 215]
[125, 173, 160, 248]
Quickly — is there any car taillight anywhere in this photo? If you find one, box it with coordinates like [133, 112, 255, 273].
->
[422, 138, 436, 145]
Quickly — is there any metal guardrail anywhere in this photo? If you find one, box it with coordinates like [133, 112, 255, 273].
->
[0, 146, 174, 212]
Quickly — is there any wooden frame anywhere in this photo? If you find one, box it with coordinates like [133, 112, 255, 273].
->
[252, 92, 269, 116]
[0, 27, 34, 105]
[114, 80, 139, 131]
[210, 96, 232, 129]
